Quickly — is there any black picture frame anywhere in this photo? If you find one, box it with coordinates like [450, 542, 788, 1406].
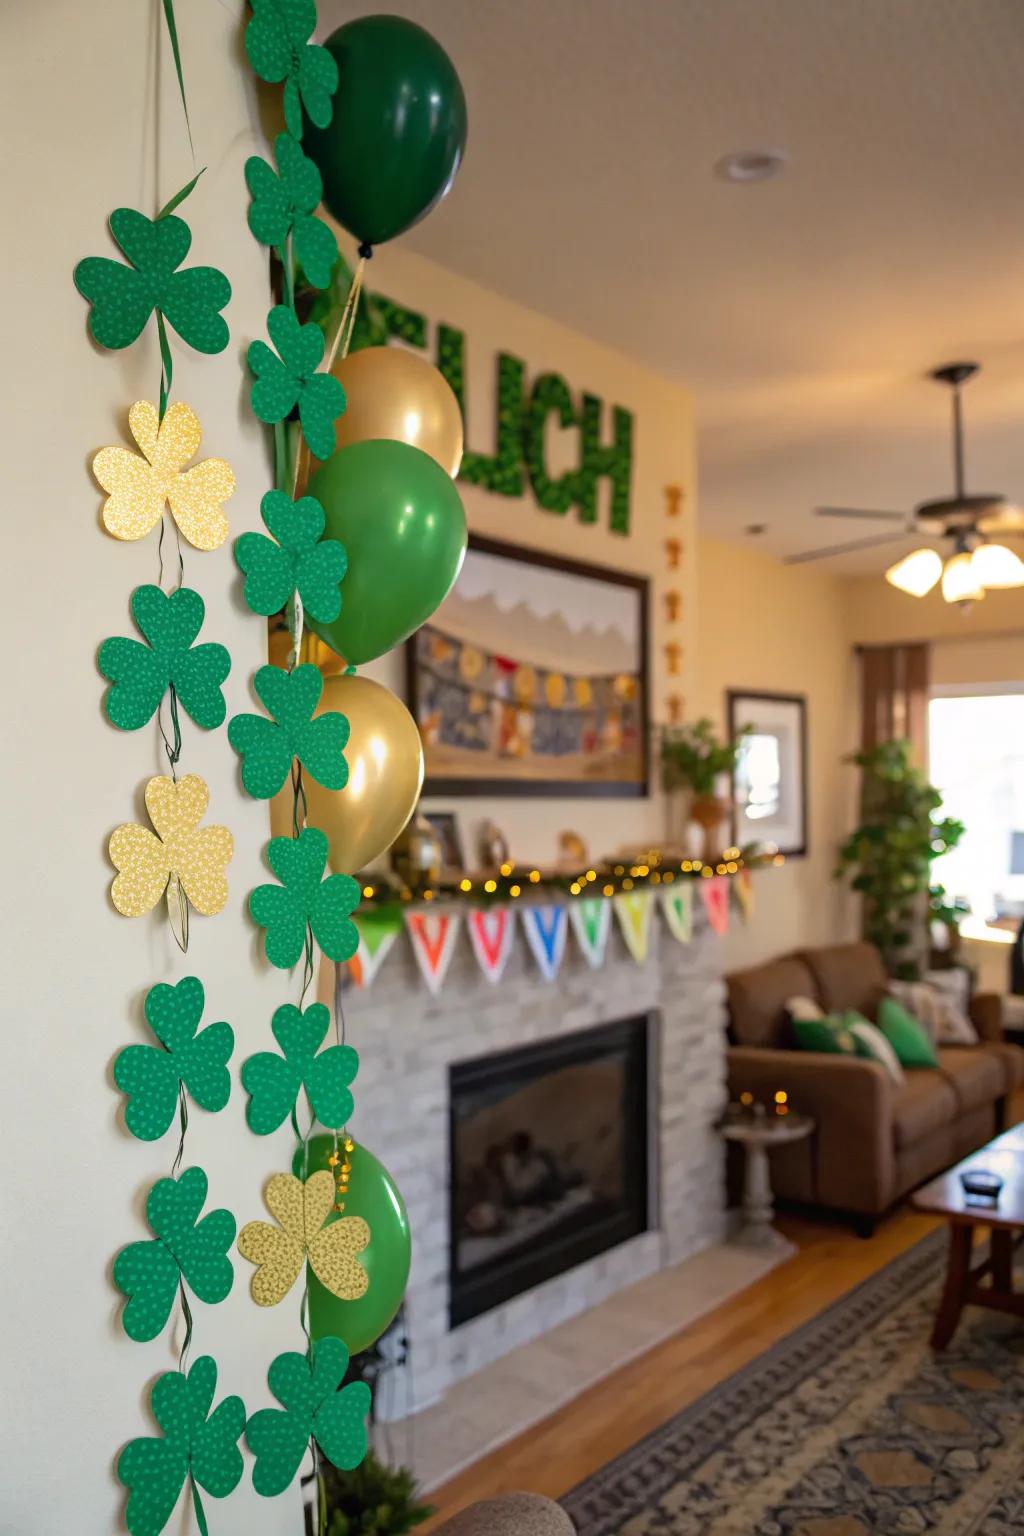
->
[727, 690, 808, 858]
[406, 534, 650, 798]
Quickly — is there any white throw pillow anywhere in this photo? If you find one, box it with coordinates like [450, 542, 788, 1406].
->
[889, 979, 977, 1047]
[786, 994, 824, 1021]
[848, 1019, 906, 1086]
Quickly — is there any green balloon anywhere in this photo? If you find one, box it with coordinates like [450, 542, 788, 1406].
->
[304, 15, 468, 246]
[306, 439, 467, 665]
[295, 1136, 412, 1357]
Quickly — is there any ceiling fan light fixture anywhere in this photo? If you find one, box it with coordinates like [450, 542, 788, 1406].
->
[970, 542, 1024, 589]
[884, 547, 942, 597]
[941, 551, 986, 605]
[978, 502, 1024, 534]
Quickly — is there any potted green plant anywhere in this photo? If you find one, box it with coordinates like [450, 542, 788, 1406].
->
[320, 1449, 434, 1536]
[660, 718, 749, 859]
[835, 739, 964, 979]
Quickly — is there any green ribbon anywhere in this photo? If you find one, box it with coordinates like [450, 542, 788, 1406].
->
[162, 0, 195, 160]
[190, 1476, 209, 1536]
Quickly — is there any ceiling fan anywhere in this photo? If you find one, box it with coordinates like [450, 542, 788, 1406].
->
[784, 362, 1024, 603]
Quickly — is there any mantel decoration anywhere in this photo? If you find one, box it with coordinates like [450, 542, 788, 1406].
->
[660, 716, 749, 860]
[80, 5, 467, 1533]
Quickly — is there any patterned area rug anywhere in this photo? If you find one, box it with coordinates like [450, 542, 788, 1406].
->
[562, 1231, 1024, 1535]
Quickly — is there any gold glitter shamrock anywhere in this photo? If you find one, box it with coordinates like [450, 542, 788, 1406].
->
[93, 401, 236, 550]
[237, 1171, 369, 1308]
[109, 774, 234, 919]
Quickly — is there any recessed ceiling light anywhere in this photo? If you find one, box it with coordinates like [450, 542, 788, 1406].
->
[715, 150, 787, 184]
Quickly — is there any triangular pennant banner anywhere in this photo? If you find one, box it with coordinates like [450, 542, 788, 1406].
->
[734, 867, 755, 921]
[613, 890, 654, 963]
[467, 906, 515, 983]
[348, 910, 402, 989]
[405, 910, 461, 995]
[660, 884, 693, 945]
[521, 903, 568, 982]
[569, 897, 612, 969]
[700, 876, 730, 936]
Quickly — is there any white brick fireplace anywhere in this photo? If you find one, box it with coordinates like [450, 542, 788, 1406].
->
[344, 901, 729, 1417]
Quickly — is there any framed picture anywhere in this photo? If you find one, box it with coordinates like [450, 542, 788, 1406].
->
[423, 811, 465, 872]
[727, 691, 808, 858]
[407, 535, 650, 797]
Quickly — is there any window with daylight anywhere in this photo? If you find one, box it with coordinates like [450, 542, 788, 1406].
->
[929, 692, 1024, 924]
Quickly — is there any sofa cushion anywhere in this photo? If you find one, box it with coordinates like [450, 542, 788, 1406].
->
[892, 1071, 958, 1149]
[879, 997, 939, 1068]
[727, 956, 818, 1048]
[935, 1047, 1004, 1114]
[975, 1041, 1024, 1094]
[798, 943, 890, 1019]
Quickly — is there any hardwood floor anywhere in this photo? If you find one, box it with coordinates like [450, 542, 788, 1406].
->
[422, 1207, 939, 1529]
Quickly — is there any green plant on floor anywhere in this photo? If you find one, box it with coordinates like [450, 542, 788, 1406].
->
[660, 717, 748, 797]
[322, 1449, 434, 1536]
[835, 739, 965, 979]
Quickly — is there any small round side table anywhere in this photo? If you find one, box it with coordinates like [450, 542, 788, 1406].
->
[721, 1113, 815, 1256]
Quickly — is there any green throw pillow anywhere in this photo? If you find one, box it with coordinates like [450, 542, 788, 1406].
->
[878, 996, 938, 1068]
[793, 1015, 860, 1056]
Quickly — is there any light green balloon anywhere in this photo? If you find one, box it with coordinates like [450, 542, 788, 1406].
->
[306, 439, 467, 665]
[295, 1135, 411, 1356]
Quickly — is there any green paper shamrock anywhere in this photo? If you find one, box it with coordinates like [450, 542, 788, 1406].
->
[235, 490, 347, 622]
[247, 1337, 370, 1497]
[249, 827, 360, 969]
[228, 664, 349, 799]
[114, 976, 234, 1141]
[99, 585, 231, 732]
[241, 1002, 358, 1134]
[248, 305, 346, 461]
[74, 209, 231, 353]
[113, 1167, 235, 1342]
[245, 0, 339, 141]
[246, 133, 339, 289]
[117, 1355, 245, 1536]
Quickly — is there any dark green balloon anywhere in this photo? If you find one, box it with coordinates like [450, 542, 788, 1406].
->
[296, 1136, 412, 1357]
[303, 15, 468, 245]
[306, 439, 467, 665]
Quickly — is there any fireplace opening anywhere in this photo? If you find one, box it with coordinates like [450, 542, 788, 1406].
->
[449, 1015, 655, 1327]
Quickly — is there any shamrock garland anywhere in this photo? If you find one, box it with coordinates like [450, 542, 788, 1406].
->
[248, 304, 346, 459]
[100, 586, 230, 731]
[234, 489, 347, 621]
[237, 1171, 369, 1307]
[113, 1167, 236, 1342]
[229, 663, 350, 798]
[250, 827, 360, 968]
[246, 133, 339, 288]
[244, 0, 339, 140]
[114, 977, 234, 1141]
[247, 1338, 370, 1497]
[109, 774, 233, 920]
[241, 1002, 358, 1133]
[93, 400, 236, 550]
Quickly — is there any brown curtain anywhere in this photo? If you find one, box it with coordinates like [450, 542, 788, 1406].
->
[860, 643, 930, 762]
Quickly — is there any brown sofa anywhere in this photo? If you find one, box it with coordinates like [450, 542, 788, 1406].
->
[726, 942, 1024, 1229]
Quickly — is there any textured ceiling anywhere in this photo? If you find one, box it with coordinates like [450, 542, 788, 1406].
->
[320, 0, 1024, 572]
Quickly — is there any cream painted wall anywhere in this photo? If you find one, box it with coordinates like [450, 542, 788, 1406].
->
[695, 537, 859, 970]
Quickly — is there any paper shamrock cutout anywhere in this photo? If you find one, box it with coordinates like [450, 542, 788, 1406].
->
[117, 1355, 245, 1536]
[114, 976, 234, 1141]
[229, 664, 349, 799]
[249, 827, 359, 968]
[74, 208, 231, 354]
[234, 490, 347, 622]
[245, 0, 339, 141]
[246, 133, 339, 289]
[93, 400, 235, 549]
[248, 1337, 370, 1496]
[248, 305, 346, 461]
[109, 773, 233, 919]
[99, 585, 230, 731]
[241, 1002, 358, 1134]
[238, 1171, 369, 1307]
[113, 1166, 235, 1341]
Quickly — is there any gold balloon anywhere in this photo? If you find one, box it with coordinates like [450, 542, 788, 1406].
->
[295, 673, 424, 874]
[327, 347, 463, 477]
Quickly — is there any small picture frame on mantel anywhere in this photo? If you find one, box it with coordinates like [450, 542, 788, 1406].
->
[727, 690, 808, 858]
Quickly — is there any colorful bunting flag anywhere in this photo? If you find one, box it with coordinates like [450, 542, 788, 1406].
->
[700, 876, 730, 935]
[521, 903, 568, 982]
[660, 884, 693, 945]
[467, 906, 516, 983]
[734, 867, 755, 921]
[613, 889, 654, 963]
[405, 910, 461, 995]
[347, 910, 402, 989]
[569, 897, 612, 969]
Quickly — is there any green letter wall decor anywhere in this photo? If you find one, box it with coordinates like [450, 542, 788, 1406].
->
[522, 372, 579, 515]
[437, 324, 525, 497]
[577, 394, 634, 534]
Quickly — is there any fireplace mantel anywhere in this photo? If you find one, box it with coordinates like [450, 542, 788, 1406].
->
[341, 903, 728, 1416]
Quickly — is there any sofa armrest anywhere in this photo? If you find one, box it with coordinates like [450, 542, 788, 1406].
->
[970, 991, 1004, 1044]
[727, 1046, 896, 1214]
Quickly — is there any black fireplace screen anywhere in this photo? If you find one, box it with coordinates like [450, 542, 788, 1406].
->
[448, 1015, 653, 1327]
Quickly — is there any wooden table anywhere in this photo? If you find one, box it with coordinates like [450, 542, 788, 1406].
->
[911, 1126, 1024, 1347]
